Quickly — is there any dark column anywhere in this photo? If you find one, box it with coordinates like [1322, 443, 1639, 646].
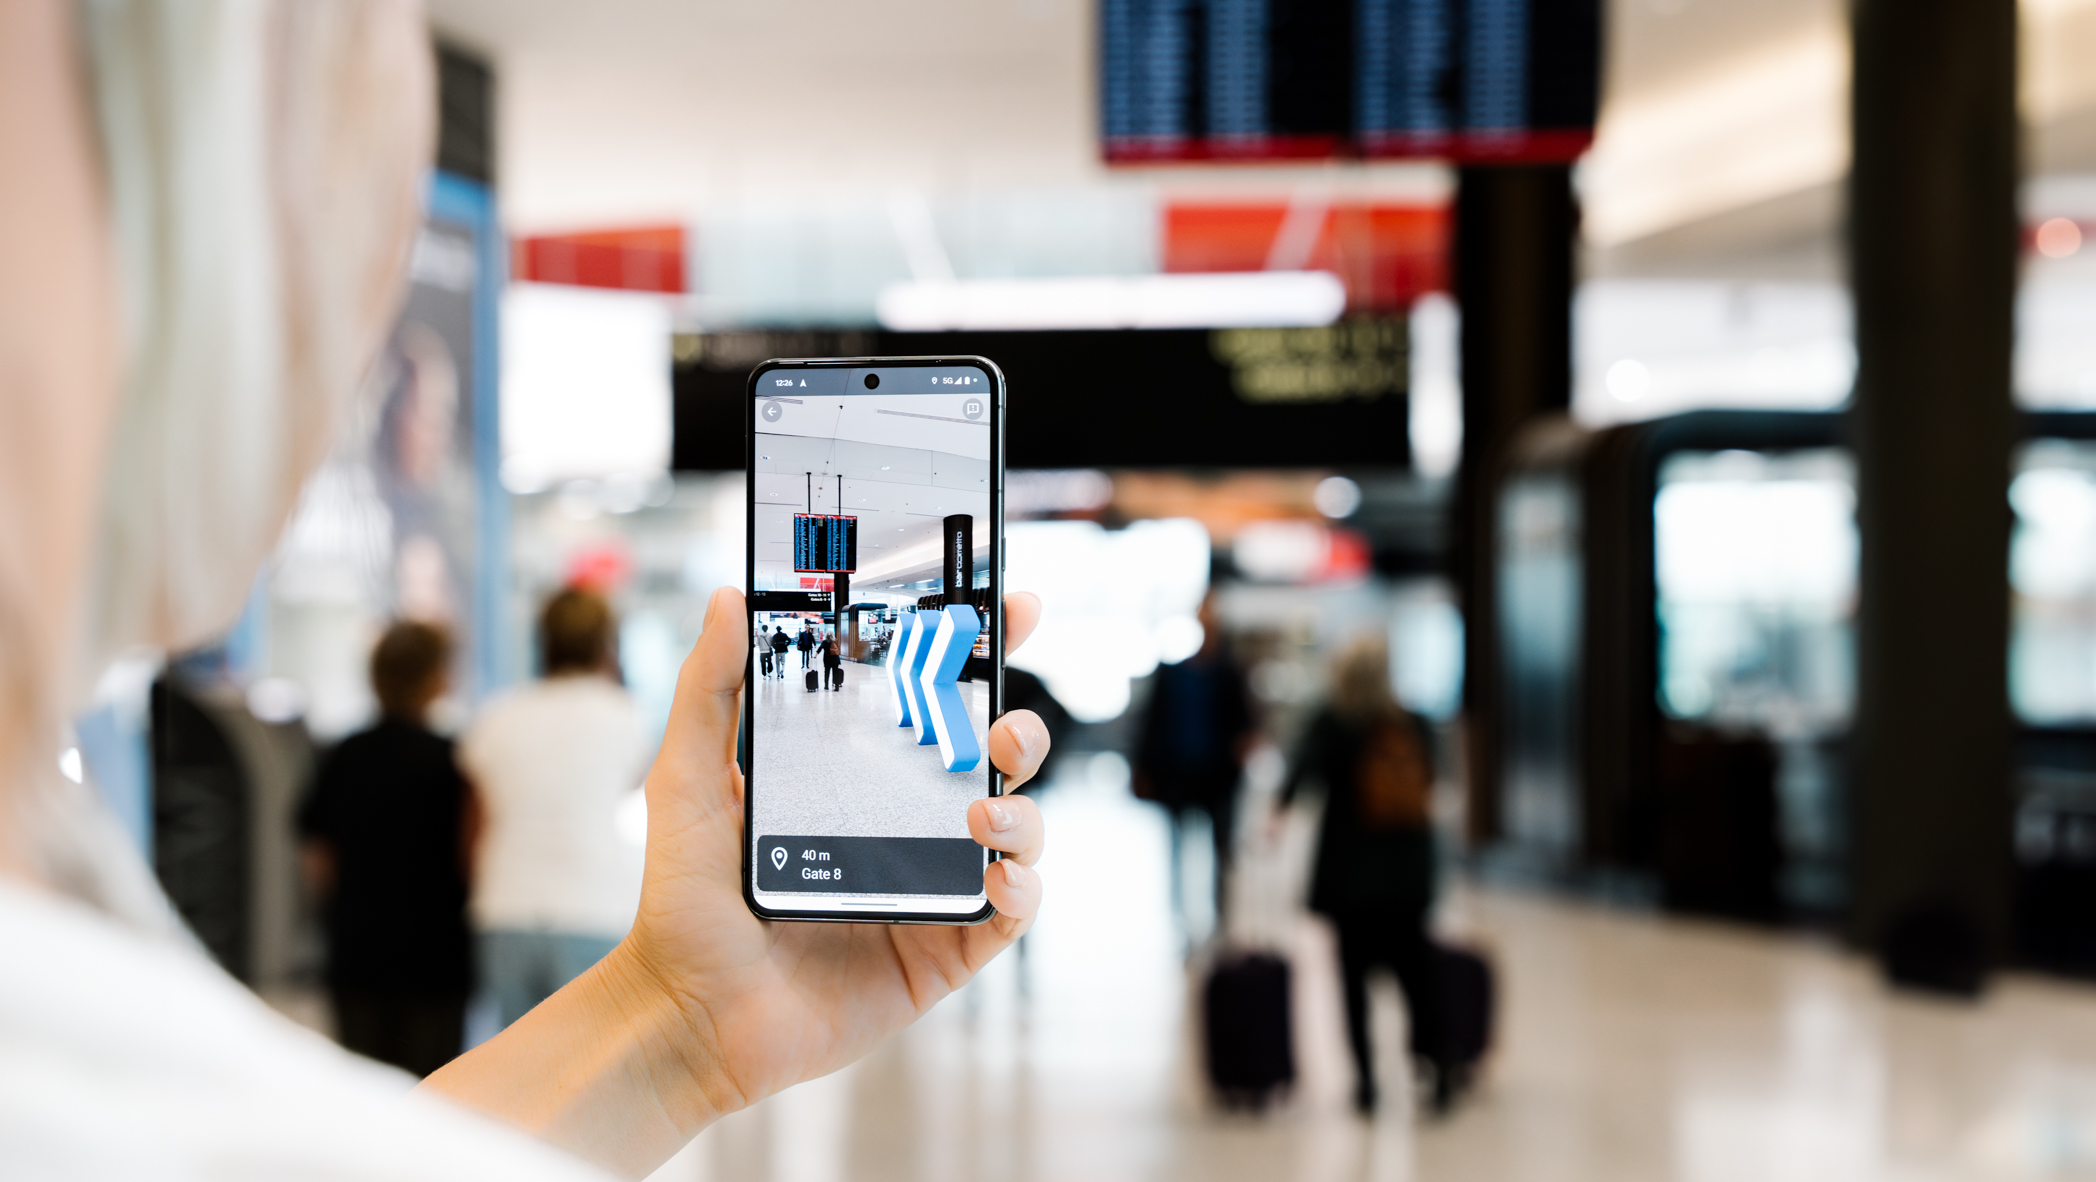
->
[435, 44, 494, 185]
[1848, 0, 2018, 993]
[942, 514, 974, 607]
[1452, 165, 1576, 844]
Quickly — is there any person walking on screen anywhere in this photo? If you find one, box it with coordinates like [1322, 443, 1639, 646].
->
[459, 588, 649, 1030]
[298, 621, 472, 1078]
[1277, 634, 1448, 1116]
[797, 623, 814, 670]
[770, 624, 791, 679]
[822, 633, 841, 691]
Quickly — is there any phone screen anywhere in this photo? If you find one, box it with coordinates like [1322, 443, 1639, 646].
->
[743, 359, 1002, 921]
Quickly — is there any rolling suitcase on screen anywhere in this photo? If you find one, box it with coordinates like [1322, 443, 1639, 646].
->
[805, 669, 820, 692]
[829, 664, 845, 689]
[1202, 950, 1295, 1109]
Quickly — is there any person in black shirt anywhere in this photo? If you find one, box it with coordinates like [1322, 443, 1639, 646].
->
[797, 623, 814, 669]
[769, 626, 790, 678]
[298, 621, 472, 1078]
[1133, 594, 1254, 935]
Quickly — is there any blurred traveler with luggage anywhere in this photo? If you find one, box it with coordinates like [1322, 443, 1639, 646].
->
[459, 589, 648, 1029]
[298, 621, 472, 1077]
[1134, 593, 1255, 936]
[822, 634, 842, 691]
[1278, 634, 1462, 1115]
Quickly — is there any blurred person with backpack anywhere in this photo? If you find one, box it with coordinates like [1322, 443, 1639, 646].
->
[1278, 634, 1450, 1115]
[298, 621, 472, 1077]
[459, 589, 649, 1030]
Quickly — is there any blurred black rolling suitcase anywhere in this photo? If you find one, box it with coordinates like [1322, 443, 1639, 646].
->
[805, 669, 820, 692]
[828, 663, 844, 689]
[1202, 950, 1295, 1108]
[1414, 941, 1495, 1070]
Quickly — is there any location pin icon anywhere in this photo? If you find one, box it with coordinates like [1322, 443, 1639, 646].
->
[771, 846, 789, 872]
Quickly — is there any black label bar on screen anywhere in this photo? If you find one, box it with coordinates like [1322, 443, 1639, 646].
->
[755, 834, 985, 896]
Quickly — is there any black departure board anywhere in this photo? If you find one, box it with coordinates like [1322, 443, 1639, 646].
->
[1100, 0, 1598, 164]
[793, 514, 857, 573]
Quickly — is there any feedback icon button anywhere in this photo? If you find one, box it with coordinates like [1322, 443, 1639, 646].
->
[770, 846, 789, 871]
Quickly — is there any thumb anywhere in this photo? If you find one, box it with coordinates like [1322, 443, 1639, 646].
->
[653, 588, 748, 803]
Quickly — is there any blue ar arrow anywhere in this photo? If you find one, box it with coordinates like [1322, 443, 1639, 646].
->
[887, 609, 918, 728]
[898, 610, 938, 745]
[918, 604, 983, 772]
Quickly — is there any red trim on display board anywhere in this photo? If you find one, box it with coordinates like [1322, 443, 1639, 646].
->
[1162, 201, 1449, 312]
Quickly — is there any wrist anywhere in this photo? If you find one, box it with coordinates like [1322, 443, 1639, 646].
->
[420, 937, 739, 1178]
[596, 936, 745, 1133]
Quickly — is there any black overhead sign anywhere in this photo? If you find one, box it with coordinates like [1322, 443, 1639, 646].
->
[673, 324, 1410, 472]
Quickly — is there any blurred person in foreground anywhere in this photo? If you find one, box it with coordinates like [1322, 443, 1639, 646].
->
[299, 621, 471, 1077]
[0, 3, 1050, 1178]
[1134, 593, 1254, 936]
[1278, 635, 1449, 1115]
[459, 589, 645, 1030]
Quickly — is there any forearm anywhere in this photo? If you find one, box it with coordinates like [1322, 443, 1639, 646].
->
[419, 939, 733, 1179]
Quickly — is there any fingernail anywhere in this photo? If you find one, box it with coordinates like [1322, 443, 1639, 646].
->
[985, 798, 1019, 832]
[1013, 717, 1043, 760]
[1002, 858, 1026, 888]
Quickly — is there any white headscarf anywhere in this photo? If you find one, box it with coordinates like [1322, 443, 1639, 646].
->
[31, 0, 432, 921]
[78, 0, 433, 681]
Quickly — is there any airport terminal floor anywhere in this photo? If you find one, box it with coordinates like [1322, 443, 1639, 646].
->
[747, 651, 992, 839]
[580, 755, 2096, 1182]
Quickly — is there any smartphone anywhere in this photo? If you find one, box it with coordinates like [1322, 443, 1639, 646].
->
[741, 356, 1005, 923]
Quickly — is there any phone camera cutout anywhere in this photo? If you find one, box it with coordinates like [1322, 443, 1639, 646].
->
[863, 373, 880, 390]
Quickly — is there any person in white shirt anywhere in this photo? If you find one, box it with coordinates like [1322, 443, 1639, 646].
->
[0, 3, 1052, 1179]
[461, 588, 650, 1029]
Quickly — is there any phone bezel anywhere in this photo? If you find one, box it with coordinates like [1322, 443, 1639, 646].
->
[740, 355, 1006, 925]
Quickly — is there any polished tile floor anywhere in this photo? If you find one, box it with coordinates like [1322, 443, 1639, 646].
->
[747, 653, 990, 841]
[645, 754, 2096, 1182]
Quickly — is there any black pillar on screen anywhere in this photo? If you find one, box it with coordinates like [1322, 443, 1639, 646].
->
[1451, 165, 1576, 846]
[942, 514, 973, 607]
[833, 571, 849, 640]
[1848, 0, 2018, 994]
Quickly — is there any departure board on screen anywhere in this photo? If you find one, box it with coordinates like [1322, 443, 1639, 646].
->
[793, 514, 858, 573]
[1100, 0, 1598, 164]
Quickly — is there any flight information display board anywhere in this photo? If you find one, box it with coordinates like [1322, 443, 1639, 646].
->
[1100, 0, 1598, 164]
[793, 514, 858, 573]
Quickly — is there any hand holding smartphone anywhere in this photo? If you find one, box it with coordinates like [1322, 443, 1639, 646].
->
[742, 357, 1007, 923]
[427, 583, 1049, 1170]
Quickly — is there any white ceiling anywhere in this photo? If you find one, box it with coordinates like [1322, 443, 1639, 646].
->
[432, 0, 1101, 231]
[751, 429, 989, 592]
